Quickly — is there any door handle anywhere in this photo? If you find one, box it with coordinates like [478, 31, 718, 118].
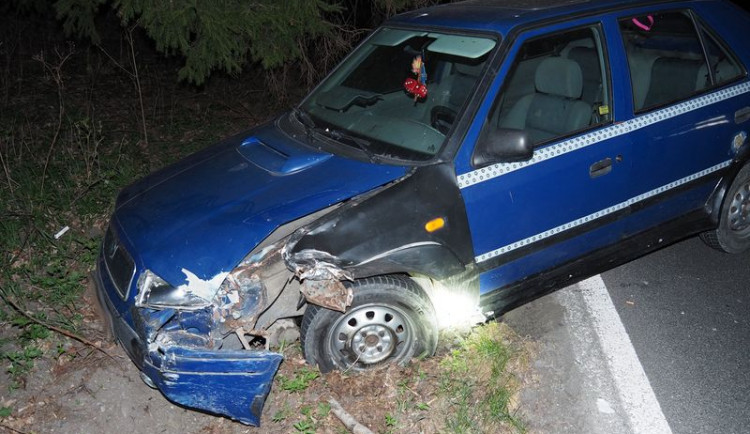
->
[589, 157, 612, 178]
[735, 107, 750, 124]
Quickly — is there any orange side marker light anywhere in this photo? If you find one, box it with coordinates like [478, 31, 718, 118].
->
[425, 217, 445, 233]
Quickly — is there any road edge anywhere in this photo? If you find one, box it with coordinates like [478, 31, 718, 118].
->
[578, 275, 673, 434]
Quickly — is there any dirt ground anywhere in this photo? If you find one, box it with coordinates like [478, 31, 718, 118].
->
[0, 282, 533, 434]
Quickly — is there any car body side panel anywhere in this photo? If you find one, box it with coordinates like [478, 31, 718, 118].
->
[620, 92, 746, 236]
[477, 172, 721, 296]
[477, 214, 626, 295]
[287, 163, 474, 281]
[457, 4, 750, 299]
[480, 207, 714, 315]
[605, 4, 750, 236]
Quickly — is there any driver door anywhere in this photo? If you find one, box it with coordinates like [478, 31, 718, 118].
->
[458, 20, 633, 295]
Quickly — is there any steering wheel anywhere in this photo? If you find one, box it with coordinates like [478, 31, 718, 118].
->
[430, 106, 457, 135]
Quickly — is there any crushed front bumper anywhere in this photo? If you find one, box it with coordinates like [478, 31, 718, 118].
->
[94, 257, 282, 426]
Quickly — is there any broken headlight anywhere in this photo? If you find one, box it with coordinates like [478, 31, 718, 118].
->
[135, 270, 212, 311]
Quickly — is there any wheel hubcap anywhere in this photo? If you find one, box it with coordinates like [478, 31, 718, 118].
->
[352, 324, 393, 363]
[728, 181, 750, 232]
[330, 305, 410, 366]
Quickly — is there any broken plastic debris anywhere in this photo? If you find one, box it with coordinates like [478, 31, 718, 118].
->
[177, 268, 228, 300]
[54, 226, 70, 239]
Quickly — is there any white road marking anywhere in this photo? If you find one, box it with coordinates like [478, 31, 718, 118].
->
[578, 275, 673, 434]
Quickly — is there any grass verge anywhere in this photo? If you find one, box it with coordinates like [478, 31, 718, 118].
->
[438, 322, 527, 433]
[263, 322, 529, 434]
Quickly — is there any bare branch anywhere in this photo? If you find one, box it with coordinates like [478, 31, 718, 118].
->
[34, 43, 75, 197]
[328, 397, 375, 434]
[0, 289, 120, 362]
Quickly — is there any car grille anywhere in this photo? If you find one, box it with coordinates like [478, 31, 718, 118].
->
[103, 225, 136, 300]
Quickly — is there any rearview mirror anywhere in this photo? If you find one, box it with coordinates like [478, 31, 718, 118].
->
[472, 128, 533, 168]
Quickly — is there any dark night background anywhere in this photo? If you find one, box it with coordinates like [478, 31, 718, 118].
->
[1, 0, 750, 431]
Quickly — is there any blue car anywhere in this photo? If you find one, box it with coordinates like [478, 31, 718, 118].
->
[95, 0, 750, 425]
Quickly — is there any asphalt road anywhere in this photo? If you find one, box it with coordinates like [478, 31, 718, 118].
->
[602, 237, 750, 434]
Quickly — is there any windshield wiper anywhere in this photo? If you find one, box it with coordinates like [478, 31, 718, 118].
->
[293, 107, 377, 163]
[292, 107, 317, 145]
[293, 107, 315, 129]
[326, 129, 376, 163]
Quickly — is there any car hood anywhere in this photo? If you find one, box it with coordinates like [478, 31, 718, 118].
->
[112, 121, 408, 288]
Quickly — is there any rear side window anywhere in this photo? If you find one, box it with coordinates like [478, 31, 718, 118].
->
[698, 24, 745, 86]
[620, 11, 709, 112]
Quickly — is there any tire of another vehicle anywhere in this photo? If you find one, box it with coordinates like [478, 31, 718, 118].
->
[701, 163, 750, 253]
[301, 275, 438, 373]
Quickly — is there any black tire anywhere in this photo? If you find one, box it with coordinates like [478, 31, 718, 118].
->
[300, 275, 438, 373]
[701, 163, 750, 253]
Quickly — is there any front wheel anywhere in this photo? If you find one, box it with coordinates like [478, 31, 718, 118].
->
[301, 275, 438, 373]
[701, 163, 750, 253]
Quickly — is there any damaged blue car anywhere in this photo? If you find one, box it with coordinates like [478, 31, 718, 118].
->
[95, 0, 750, 425]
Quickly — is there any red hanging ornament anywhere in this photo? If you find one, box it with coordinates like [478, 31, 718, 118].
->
[404, 77, 428, 99]
[404, 55, 428, 100]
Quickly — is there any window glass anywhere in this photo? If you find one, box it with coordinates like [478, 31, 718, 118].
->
[699, 26, 744, 86]
[619, 11, 709, 112]
[484, 25, 610, 148]
[300, 28, 497, 161]
[341, 36, 442, 94]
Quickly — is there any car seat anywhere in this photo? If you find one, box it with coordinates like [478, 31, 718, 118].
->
[567, 46, 602, 106]
[643, 57, 705, 109]
[499, 57, 591, 144]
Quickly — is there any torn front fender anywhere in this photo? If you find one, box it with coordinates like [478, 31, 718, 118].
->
[285, 164, 474, 281]
[299, 278, 353, 312]
[142, 345, 283, 426]
[284, 247, 354, 311]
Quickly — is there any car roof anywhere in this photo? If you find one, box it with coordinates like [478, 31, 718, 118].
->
[387, 0, 705, 34]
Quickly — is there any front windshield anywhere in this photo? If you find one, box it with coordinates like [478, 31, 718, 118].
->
[300, 27, 497, 161]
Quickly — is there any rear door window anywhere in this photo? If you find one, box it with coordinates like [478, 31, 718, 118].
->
[619, 10, 745, 113]
[620, 11, 708, 112]
[697, 23, 745, 86]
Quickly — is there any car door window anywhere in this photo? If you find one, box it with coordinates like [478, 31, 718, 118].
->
[484, 25, 611, 148]
[620, 11, 715, 112]
[698, 23, 745, 86]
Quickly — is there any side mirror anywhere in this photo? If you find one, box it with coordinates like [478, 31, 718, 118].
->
[472, 128, 533, 168]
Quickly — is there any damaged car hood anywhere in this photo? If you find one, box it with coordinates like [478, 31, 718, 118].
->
[112, 122, 408, 289]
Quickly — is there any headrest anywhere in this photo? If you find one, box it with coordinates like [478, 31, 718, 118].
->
[560, 38, 594, 57]
[454, 61, 483, 77]
[535, 57, 583, 99]
[568, 47, 599, 72]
